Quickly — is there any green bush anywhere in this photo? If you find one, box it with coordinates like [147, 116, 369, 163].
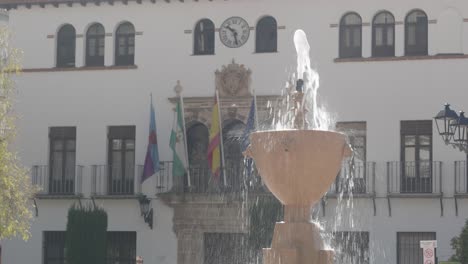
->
[65, 204, 108, 264]
[450, 219, 468, 264]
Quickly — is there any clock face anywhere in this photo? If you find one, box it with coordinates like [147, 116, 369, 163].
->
[219, 17, 250, 48]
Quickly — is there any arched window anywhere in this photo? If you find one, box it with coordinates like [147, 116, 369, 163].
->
[86, 23, 105, 66]
[256, 16, 277, 53]
[194, 19, 215, 55]
[115, 22, 135, 66]
[372, 11, 395, 57]
[56, 24, 76, 67]
[187, 123, 209, 191]
[339, 13, 362, 58]
[223, 120, 246, 189]
[405, 10, 428, 56]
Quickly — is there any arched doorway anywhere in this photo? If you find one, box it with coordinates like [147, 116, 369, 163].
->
[187, 122, 209, 192]
[222, 119, 246, 191]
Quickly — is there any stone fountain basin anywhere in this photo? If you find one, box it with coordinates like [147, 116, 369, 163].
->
[245, 130, 351, 206]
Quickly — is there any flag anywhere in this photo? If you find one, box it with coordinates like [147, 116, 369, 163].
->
[142, 97, 160, 182]
[207, 95, 221, 181]
[241, 98, 256, 176]
[170, 99, 188, 179]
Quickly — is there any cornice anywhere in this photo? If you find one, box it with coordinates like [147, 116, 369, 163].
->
[0, 0, 212, 10]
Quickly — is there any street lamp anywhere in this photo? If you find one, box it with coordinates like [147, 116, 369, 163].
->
[451, 112, 468, 152]
[434, 104, 468, 153]
[138, 195, 153, 229]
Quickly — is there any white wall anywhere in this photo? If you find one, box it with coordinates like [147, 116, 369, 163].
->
[3, 0, 468, 263]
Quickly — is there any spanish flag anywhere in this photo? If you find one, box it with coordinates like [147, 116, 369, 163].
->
[207, 94, 221, 181]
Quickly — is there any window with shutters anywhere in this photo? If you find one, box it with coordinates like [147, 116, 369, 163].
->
[339, 13, 362, 58]
[107, 232, 136, 264]
[43, 231, 66, 264]
[115, 22, 135, 66]
[397, 232, 436, 264]
[372, 11, 395, 57]
[405, 10, 428, 56]
[56, 24, 76, 67]
[194, 19, 215, 55]
[204, 233, 247, 264]
[86, 23, 105, 66]
[256, 16, 277, 53]
[332, 231, 369, 264]
[108, 126, 135, 195]
[49, 127, 76, 195]
[336, 122, 367, 194]
[400, 120, 433, 193]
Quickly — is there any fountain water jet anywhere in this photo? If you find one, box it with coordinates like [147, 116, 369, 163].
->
[244, 30, 351, 264]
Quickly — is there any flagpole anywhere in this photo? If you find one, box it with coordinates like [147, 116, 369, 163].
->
[216, 89, 227, 187]
[150, 92, 159, 174]
[175, 81, 191, 187]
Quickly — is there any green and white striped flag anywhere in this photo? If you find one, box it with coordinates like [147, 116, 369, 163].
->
[169, 100, 188, 178]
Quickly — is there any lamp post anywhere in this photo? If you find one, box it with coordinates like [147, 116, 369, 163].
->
[434, 104, 468, 192]
[434, 104, 468, 153]
[138, 195, 153, 229]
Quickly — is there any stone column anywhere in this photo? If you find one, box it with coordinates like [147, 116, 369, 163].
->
[105, 33, 114, 66]
[75, 35, 84, 67]
[176, 230, 203, 264]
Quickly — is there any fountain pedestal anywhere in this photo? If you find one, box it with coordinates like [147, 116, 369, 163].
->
[245, 130, 351, 264]
[263, 206, 333, 264]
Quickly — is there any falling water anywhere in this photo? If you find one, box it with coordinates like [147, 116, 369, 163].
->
[271, 30, 334, 130]
[248, 30, 377, 264]
[292, 30, 369, 263]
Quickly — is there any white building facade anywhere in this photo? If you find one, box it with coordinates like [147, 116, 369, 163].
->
[1, 0, 468, 263]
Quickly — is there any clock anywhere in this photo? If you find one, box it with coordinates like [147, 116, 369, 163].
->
[219, 17, 250, 48]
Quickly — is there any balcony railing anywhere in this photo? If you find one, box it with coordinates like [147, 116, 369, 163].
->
[156, 161, 263, 194]
[455, 161, 467, 194]
[91, 165, 142, 196]
[31, 165, 83, 196]
[387, 161, 442, 195]
[328, 162, 376, 196]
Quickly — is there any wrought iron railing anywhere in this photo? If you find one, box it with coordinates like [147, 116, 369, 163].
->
[455, 161, 467, 194]
[31, 165, 83, 195]
[91, 165, 141, 196]
[328, 162, 376, 196]
[155, 161, 264, 194]
[387, 161, 442, 194]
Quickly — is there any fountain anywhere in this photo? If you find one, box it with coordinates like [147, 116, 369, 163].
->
[244, 30, 352, 264]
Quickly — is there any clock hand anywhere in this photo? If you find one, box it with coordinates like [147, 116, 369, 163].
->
[233, 31, 239, 45]
[225, 25, 239, 45]
[226, 25, 236, 33]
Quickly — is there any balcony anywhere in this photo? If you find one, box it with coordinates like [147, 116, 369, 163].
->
[91, 165, 142, 197]
[455, 161, 467, 195]
[31, 165, 83, 197]
[327, 162, 376, 197]
[387, 161, 442, 196]
[156, 161, 265, 195]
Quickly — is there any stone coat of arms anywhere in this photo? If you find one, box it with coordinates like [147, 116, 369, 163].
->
[215, 59, 252, 97]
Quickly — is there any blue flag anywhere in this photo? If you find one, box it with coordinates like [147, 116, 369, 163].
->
[142, 97, 160, 182]
[241, 98, 256, 175]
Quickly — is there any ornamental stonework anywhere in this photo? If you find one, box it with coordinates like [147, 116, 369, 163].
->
[215, 59, 252, 97]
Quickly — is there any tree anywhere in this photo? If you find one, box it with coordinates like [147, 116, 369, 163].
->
[0, 26, 34, 241]
[450, 219, 468, 264]
[66, 204, 108, 264]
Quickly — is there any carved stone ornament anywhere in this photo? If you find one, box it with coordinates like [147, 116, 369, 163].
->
[215, 59, 252, 97]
